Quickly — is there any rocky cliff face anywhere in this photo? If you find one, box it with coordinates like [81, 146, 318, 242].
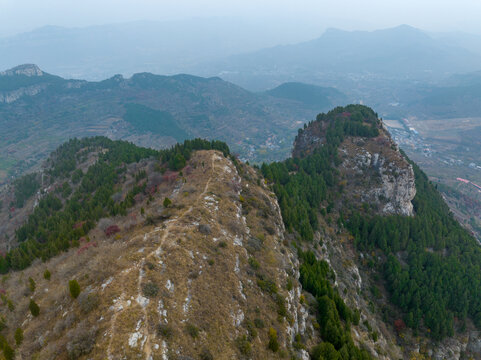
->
[338, 134, 416, 216]
[293, 118, 416, 216]
[0, 84, 47, 103]
[0, 64, 50, 103]
[290, 109, 481, 359]
[0, 64, 44, 77]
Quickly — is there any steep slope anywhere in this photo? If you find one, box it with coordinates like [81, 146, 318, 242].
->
[3, 105, 481, 359]
[0, 138, 312, 359]
[263, 105, 481, 359]
[293, 106, 416, 216]
[0, 65, 331, 181]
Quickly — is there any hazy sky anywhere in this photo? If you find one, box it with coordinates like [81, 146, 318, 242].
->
[1, 0, 481, 37]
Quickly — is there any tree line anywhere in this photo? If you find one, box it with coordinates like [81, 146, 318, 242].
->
[4, 137, 229, 273]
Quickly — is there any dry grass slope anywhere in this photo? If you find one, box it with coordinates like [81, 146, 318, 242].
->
[1, 150, 307, 359]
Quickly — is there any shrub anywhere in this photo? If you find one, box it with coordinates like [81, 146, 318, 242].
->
[69, 279, 81, 299]
[236, 335, 252, 355]
[186, 323, 199, 338]
[78, 293, 100, 314]
[163, 197, 172, 208]
[200, 348, 214, 360]
[267, 327, 279, 352]
[43, 269, 51, 280]
[244, 319, 257, 340]
[198, 224, 211, 235]
[286, 278, 293, 291]
[29, 299, 40, 317]
[157, 324, 173, 339]
[257, 278, 277, 294]
[6, 300, 14, 312]
[142, 282, 159, 298]
[264, 224, 275, 235]
[28, 277, 36, 293]
[254, 318, 265, 328]
[248, 257, 260, 270]
[66, 323, 97, 359]
[275, 294, 287, 317]
[104, 225, 120, 237]
[218, 241, 227, 248]
[293, 333, 304, 350]
[14, 328, 23, 346]
[53, 313, 76, 336]
[3, 343, 14, 360]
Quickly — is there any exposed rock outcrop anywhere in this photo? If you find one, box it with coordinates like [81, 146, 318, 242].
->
[338, 136, 416, 216]
[293, 114, 416, 216]
[0, 84, 47, 103]
[0, 64, 44, 77]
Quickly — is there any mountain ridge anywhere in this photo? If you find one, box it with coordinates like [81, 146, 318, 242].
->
[1, 106, 481, 358]
[0, 64, 346, 182]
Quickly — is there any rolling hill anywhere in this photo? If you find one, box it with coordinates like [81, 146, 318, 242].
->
[0, 64, 347, 182]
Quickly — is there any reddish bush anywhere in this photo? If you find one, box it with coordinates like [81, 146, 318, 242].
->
[148, 185, 157, 195]
[104, 225, 120, 237]
[77, 242, 97, 255]
[394, 319, 406, 333]
[162, 171, 178, 183]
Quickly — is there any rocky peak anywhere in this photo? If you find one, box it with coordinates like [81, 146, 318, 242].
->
[0, 64, 44, 77]
[293, 105, 416, 216]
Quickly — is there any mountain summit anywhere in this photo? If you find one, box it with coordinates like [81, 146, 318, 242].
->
[0, 64, 44, 77]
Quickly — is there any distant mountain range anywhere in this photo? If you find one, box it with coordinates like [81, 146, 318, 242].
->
[2, 22, 481, 93]
[0, 19, 317, 81]
[198, 25, 481, 90]
[0, 64, 347, 181]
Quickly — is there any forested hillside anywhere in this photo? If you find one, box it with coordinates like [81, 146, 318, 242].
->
[262, 105, 481, 357]
[3, 137, 229, 272]
[1, 105, 480, 358]
[0, 136, 316, 359]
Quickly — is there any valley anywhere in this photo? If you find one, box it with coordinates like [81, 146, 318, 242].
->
[385, 117, 481, 241]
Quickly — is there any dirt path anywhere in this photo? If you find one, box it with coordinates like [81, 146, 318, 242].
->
[107, 152, 217, 359]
